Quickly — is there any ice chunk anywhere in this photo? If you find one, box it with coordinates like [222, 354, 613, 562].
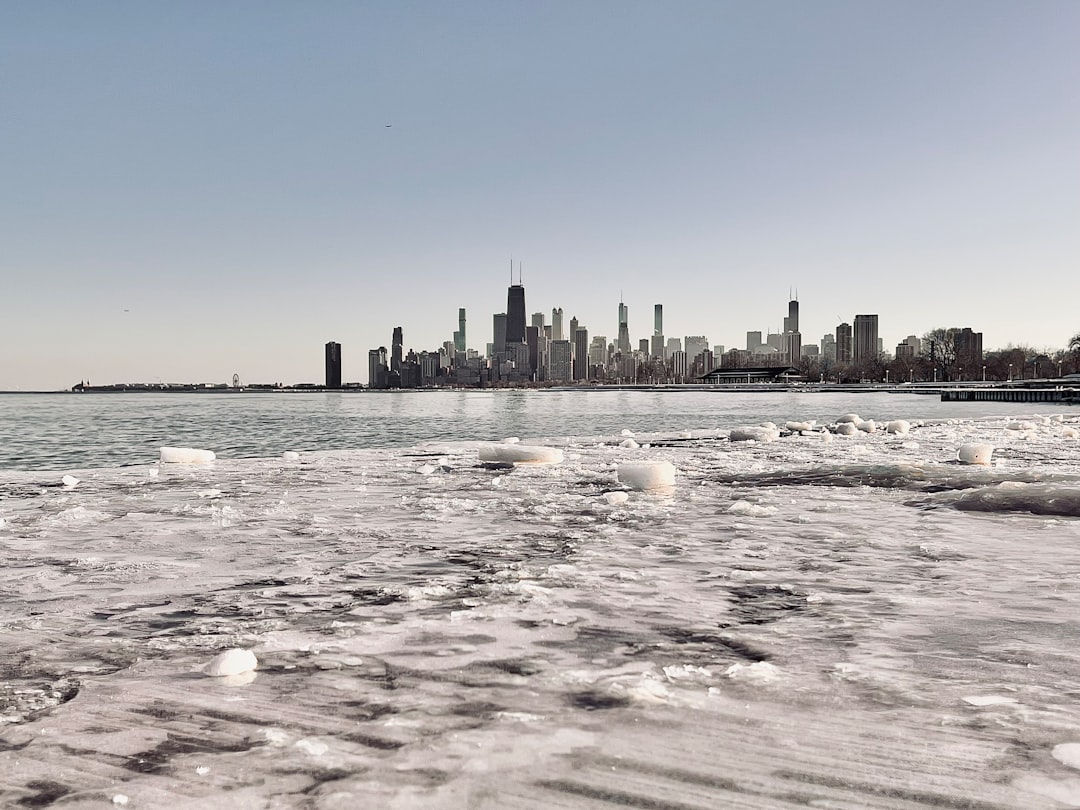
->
[282, 451, 300, 461]
[61, 475, 79, 489]
[294, 738, 329, 756]
[886, 420, 910, 435]
[727, 500, 777, 517]
[1053, 743, 1080, 770]
[617, 461, 676, 491]
[1063, 427, 1079, 440]
[1007, 421, 1036, 431]
[729, 426, 779, 442]
[204, 648, 258, 677]
[835, 422, 858, 436]
[603, 491, 630, 505]
[160, 446, 216, 464]
[502, 437, 520, 444]
[416, 464, 436, 475]
[619, 438, 640, 449]
[620, 429, 635, 437]
[837, 413, 861, 424]
[958, 443, 994, 465]
[962, 694, 1017, 706]
[478, 444, 564, 465]
[785, 421, 814, 432]
[112, 796, 129, 807]
[725, 661, 782, 683]
[857, 420, 876, 433]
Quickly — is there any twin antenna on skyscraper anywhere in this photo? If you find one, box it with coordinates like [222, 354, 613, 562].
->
[509, 257, 522, 285]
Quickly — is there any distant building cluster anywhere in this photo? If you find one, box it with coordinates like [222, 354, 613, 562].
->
[322, 277, 986, 388]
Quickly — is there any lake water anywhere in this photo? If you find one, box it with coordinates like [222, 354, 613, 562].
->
[0, 389, 1063, 471]
[2, 390, 1080, 808]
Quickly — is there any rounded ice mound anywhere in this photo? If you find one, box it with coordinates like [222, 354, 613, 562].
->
[835, 422, 858, 436]
[502, 437, 520, 444]
[160, 447, 216, 464]
[603, 490, 630, 505]
[958, 443, 994, 465]
[478, 444, 564, 465]
[886, 420, 910, 435]
[837, 413, 861, 424]
[857, 420, 877, 433]
[785, 421, 814, 432]
[204, 648, 258, 677]
[620, 429, 635, 437]
[617, 461, 676, 491]
[282, 451, 300, 461]
[619, 438, 640, 449]
[1052, 743, 1080, 770]
[729, 426, 779, 442]
[61, 475, 80, 489]
[1063, 427, 1079, 440]
[1007, 421, 1036, 432]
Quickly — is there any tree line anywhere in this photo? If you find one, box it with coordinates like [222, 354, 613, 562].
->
[796, 328, 1080, 384]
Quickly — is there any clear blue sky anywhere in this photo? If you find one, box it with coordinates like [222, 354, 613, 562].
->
[2, 1, 1077, 388]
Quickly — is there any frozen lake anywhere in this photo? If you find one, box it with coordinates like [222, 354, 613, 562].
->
[2, 391, 1080, 808]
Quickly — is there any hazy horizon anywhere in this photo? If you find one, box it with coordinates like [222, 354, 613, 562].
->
[3, 1, 1078, 390]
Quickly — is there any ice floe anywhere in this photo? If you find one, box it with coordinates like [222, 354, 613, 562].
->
[160, 446, 216, 464]
[478, 444, 564, 465]
[958, 443, 994, 465]
[617, 461, 676, 491]
[204, 648, 258, 677]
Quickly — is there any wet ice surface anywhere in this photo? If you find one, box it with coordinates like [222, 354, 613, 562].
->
[3, 413, 1080, 807]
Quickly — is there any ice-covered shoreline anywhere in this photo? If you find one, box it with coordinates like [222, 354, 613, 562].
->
[2, 410, 1080, 807]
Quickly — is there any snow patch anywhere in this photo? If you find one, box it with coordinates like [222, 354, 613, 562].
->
[479, 444, 564, 465]
[204, 648, 258, 677]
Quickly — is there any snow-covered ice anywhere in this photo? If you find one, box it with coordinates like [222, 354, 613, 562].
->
[1, 392, 1079, 808]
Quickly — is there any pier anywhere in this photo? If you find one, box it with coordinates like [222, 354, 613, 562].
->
[941, 386, 1079, 404]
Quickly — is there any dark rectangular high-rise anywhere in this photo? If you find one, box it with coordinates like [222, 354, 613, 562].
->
[853, 314, 879, 362]
[506, 284, 526, 349]
[574, 327, 589, 381]
[836, 323, 852, 363]
[325, 341, 342, 389]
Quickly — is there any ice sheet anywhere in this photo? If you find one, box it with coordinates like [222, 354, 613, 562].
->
[2, 410, 1080, 807]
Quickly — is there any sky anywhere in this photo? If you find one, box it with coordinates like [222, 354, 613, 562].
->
[2, 1, 1078, 389]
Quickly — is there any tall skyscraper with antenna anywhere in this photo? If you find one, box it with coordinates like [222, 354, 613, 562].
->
[617, 300, 630, 353]
[505, 262, 526, 350]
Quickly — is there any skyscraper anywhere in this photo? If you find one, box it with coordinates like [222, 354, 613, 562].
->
[506, 283, 526, 349]
[654, 304, 663, 336]
[324, 341, 342, 389]
[552, 308, 564, 341]
[836, 323, 852, 363]
[574, 327, 589, 381]
[391, 327, 403, 373]
[492, 313, 507, 357]
[853, 314, 879, 362]
[368, 346, 388, 389]
[617, 302, 630, 353]
[453, 308, 466, 353]
[783, 297, 799, 334]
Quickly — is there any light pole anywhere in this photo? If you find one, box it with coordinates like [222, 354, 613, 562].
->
[1008, 363, 1013, 382]
[982, 365, 986, 382]
[885, 369, 890, 384]
[959, 367, 963, 382]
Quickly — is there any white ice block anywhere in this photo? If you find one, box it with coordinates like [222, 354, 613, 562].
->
[958, 443, 994, 465]
[160, 446, 216, 464]
[204, 648, 258, 677]
[835, 422, 858, 436]
[785, 421, 814, 432]
[729, 426, 779, 442]
[617, 461, 676, 491]
[478, 444, 564, 465]
[837, 413, 861, 424]
[61, 475, 79, 488]
[857, 419, 877, 433]
[282, 451, 300, 461]
[886, 420, 910, 435]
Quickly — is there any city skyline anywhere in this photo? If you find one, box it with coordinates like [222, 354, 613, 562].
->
[2, 2, 1078, 390]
